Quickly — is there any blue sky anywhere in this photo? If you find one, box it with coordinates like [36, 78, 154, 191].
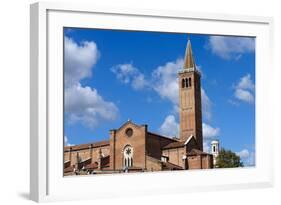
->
[64, 28, 255, 166]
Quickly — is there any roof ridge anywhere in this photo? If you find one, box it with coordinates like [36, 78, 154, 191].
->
[147, 131, 178, 141]
[64, 140, 110, 151]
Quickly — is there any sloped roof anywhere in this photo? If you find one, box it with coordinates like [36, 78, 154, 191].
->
[84, 156, 110, 170]
[184, 135, 195, 145]
[162, 141, 186, 149]
[187, 148, 211, 156]
[147, 131, 178, 142]
[101, 155, 110, 167]
[64, 140, 109, 151]
[64, 166, 74, 173]
[85, 162, 98, 170]
[162, 161, 184, 170]
[113, 119, 145, 132]
[162, 135, 197, 150]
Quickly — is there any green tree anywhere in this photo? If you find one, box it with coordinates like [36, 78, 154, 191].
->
[216, 148, 243, 168]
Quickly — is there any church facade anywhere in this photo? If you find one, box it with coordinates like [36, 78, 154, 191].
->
[64, 38, 213, 176]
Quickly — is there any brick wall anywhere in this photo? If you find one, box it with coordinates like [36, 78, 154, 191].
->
[162, 147, 185, 168]
[64, 144, 110, 168]
[110, 121, 146, 170]
[187, 154, 213, 169]
[146, 132, 175, 160]
[146, 155, 162, 172]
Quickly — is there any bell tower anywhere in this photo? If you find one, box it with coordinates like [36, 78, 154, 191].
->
[178, 37, 203, 150]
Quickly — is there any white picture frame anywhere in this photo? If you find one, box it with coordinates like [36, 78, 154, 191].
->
[30, 2, 274, 202]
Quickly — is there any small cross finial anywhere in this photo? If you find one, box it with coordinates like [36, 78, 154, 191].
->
[187, 34, 190, 41]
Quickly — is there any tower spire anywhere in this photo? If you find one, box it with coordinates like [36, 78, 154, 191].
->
[183, 37, 196, 70]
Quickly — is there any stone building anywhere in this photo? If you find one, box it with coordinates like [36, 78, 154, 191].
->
[64, 38, 213, 176]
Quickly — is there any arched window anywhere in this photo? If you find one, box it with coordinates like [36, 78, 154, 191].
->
[189, 78, 192, 87]
[182, 79, 185, 88]
[123, 145, 133, 168]
[185, 78, 188, 88]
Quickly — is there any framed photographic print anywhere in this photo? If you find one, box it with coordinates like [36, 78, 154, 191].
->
[30, 2, 274, 202]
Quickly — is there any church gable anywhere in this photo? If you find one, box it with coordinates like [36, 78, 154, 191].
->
[109, 120, 147, 170]
[113, 120, 147, 143]
[115, 120, 144, 132]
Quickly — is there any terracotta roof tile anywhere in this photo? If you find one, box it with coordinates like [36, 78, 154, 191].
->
[85, 162, 98, 169]
[147, 132, 178, 142]
[64, 166, 74, 173]
[162, 141, 186, 149]
[101, 155, 110, 167]
[84, 156, 110, 170]
[162, 161, 184, 170]
[64, 140, 109, 151]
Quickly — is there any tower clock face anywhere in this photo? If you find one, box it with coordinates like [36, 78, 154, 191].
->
[124, 146, 133, 157]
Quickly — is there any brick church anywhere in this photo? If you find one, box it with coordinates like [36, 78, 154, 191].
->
[64, 38, 214, 175]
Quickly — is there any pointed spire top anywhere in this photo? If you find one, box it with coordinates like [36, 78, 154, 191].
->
[183, 36, 196, 70]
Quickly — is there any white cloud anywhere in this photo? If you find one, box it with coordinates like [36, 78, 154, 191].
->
[65, 84, 118, 128]
[159, 115, 179, 138]
[201, 88, 212, 120]
[151, 59, 183, 105]
[234, 89, 254, 103]
[202, 122, 220, 153]
[111, 63, 136, 84]
[132, 73, 147, 90]
[202, 123, 220, 139]
[228, 99, 239, 106]
[111, 63, 148, 90]
[64, 37, 118, 128]
[64, 136, 74, 146]
[236, 148, 255, 167]
[112, 59, 183, 105]
[247, 151, 255, 166]
[233, 74, 255, 104]
[236, 74, 255, 91]
[203, 141, 210, 153]
[64, 37, 99, 87]
[111, 59, 182, 107]
[151, 60, 213, 120]
[158, 116, 220, 153]
[236, 149, 250, 159]
[152, 59, 212, 119]
[158, 118, 220, 151]
[112, 59, 213, 120]
[202, 123, 220, 153]
[208, 36, 255, 60]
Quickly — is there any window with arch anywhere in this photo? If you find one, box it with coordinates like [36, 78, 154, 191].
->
[189, 77, 192, 87]
[185, 78, 188, 88]
[123, 145, 133, 168]
[182, 79, 185, 88]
